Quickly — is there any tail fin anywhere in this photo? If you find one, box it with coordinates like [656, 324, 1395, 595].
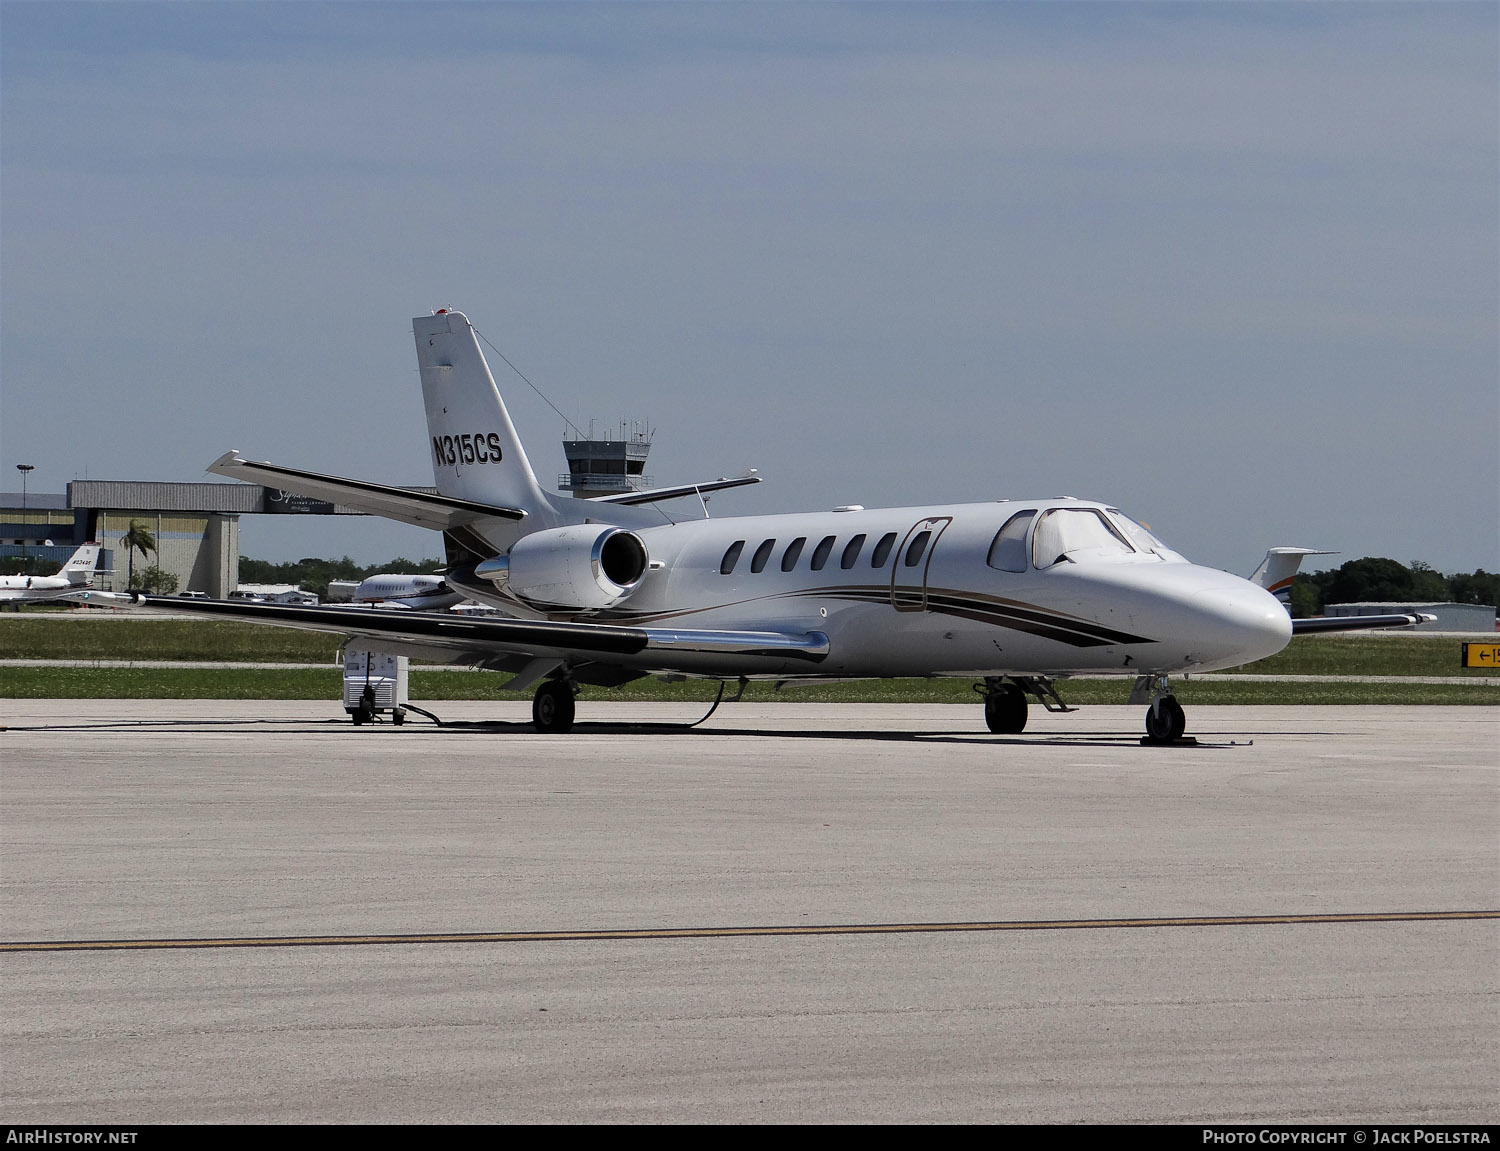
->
[414, 310, 555, 516]
[1248, 547, 1335, 610]
[57, 543, 101, 586]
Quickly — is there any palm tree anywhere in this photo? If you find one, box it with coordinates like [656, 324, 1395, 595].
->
[121, 519, 157, 590]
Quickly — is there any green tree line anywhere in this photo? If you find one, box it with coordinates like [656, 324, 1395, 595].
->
[1290, 558, 1498, 617]
[238, 555, 444, 593]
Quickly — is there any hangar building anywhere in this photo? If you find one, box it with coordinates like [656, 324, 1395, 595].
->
[1, 481, 396, 597]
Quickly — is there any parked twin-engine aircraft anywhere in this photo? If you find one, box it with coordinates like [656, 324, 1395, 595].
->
[334, 572, 466, 613]
[0, 543, 108, 607]
[138, 308, 1428, 738]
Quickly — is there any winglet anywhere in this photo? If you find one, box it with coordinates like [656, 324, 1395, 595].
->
[209, 449, 247, 474]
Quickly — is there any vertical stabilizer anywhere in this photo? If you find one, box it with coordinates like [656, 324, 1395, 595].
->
[1249, 547, 1336, 610]
[414, 310, 554, 516]
[59, 543, 101, 586]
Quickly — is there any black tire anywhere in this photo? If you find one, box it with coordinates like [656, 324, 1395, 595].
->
[391, 709, 406, 726]
[984, 683, 1028, 734]
[1145, 695, 1186, 741]
[351, 708, 371, 726]
[532, 681, 576, 734]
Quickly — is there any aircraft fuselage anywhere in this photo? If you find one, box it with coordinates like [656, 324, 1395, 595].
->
[446, 498, 1293, 681]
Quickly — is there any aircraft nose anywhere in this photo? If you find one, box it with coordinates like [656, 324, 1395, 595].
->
[1189, 583, 1292, 668]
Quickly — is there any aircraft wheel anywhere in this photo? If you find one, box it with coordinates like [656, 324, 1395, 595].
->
[1145, 695, 1186, 742]
[984, 683, 1028, 734]
[532, 681, 576, 734]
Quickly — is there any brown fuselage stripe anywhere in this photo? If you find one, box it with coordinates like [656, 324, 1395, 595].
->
[3, 909, 1494, 954]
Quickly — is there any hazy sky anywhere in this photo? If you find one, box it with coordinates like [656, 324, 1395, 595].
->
[3, 1, 1495, 575]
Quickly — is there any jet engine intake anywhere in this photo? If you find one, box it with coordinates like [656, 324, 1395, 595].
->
[475, 525, 648, 611]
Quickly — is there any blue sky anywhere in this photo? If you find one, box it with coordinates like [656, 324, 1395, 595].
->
[3, 1, 1495, 573]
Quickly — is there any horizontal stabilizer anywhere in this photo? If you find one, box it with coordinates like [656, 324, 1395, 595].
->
[208, 451, 525, 530]
[1291, 612, 1435, 635]
[587, 473, 762, 506]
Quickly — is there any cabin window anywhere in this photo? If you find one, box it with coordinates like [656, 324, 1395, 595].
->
[840, 534, 866, 570]
[781, 537, 806, 572]
[903, 531, 932, 567]
[810, 535, 836, 571]
[986, 510, 1035, 573]
[719, 540, 745, 575]
[751, 539, 776, 573]
[1031, 508, 1134, 569]
[871, 532, 897, 568]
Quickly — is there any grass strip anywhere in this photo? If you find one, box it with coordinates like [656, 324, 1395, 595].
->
[0, 619, 345, 663]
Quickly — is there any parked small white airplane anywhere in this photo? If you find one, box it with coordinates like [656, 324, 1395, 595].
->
[340, 572, 465, 612]
[0, 543, 108, 606]
[137, 309, 1429, 738]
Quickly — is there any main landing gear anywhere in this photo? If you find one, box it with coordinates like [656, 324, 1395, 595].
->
[977, 676, 1077, 734]
[981, 679, 1028, 733]
[531, 679, 577, 734]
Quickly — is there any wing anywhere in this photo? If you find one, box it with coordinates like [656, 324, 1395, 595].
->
[208, 451, 524, 530]
[1291, 612, 1435, 635]
[133, 595, 828, 679]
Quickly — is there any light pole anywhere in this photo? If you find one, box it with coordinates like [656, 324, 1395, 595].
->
[15, 464, 34, 572]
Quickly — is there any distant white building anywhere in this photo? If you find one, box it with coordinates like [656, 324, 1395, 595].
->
[326, 579, 361, 603]
[1324, 602, 1496, 632]
[233, 583, 319, 606]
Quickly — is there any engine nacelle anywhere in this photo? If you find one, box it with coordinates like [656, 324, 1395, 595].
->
[474, 525, 648, 611]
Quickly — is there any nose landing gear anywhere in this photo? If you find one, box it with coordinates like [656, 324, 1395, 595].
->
[1145, 693, 1186, 742]
[1134, 674, 1189, 743]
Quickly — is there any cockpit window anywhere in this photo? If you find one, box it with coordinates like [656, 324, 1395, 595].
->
[1031, 508, 1134, 569]
[1106, 509, 1168, 555]
[986, 509, 1035, 573]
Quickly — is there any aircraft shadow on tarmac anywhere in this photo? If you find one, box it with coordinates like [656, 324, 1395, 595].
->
[3, 715, 1274, 747]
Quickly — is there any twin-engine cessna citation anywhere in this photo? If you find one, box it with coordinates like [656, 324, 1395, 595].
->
[336, 572, 466, 613]
[0, 543, 111, 607]
[138, 309, 1426, 738]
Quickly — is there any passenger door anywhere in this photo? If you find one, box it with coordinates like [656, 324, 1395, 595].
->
[889, 516, 952, 612]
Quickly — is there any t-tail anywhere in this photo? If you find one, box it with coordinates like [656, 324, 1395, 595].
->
[1248, 547, 1335, 611]
[59, 543, 102, 585]
[414, 310, 555, 518]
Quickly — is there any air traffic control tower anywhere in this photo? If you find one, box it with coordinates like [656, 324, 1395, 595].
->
[558, 421, 653, 499]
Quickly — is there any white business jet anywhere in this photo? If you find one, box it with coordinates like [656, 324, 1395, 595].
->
[0, 543, 110, 607]
[337, 572, 466, 613]
[140, 309, 1427, 738]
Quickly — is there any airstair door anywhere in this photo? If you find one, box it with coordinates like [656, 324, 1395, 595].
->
[889, 516, 952, 613]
